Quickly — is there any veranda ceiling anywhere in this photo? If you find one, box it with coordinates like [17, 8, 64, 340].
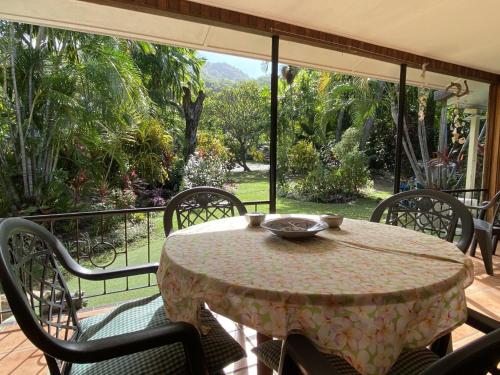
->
[0, 0, 491, 107]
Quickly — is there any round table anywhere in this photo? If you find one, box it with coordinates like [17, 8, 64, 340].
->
[157, 215, 474, 375]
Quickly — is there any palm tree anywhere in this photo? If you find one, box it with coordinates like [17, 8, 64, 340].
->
[0, 22, 152, 209]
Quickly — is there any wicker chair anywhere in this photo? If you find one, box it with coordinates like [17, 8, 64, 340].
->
[163, 186, 247, 237]
[0, 218, 245, 375]
[270, 310, 500, 375]
[370, 189, 474, 253]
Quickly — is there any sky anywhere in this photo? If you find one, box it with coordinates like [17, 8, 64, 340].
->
[198, 50, 269, 78]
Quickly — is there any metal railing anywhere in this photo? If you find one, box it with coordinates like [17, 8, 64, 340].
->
[442, 188, 488, 216]
[0, 199, 270, 323]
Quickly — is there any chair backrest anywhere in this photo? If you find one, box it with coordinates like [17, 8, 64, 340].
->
[489, 191, 500, 227]
[278, 327, 500, 375]
[370, 189, 473, 252]
[0, 218, 80, 371]
[163, 186, 247, 236]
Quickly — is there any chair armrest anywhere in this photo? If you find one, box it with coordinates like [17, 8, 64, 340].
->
[421, 328, 500, 375]
[467, 308, 500, 333]
[72, 262, 159, 281]
[54, 239, 159, 280]
[53, 322, 207, 374]
[42, 226, 159, 281]
[278, 333, 341, 375]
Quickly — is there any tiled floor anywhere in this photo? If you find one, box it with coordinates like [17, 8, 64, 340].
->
[0, 252, 498, 374]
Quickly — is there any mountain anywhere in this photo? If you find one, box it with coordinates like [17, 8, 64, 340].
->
[202, 62, 250, 82]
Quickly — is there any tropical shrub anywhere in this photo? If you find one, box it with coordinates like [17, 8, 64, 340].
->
[196, 130, 234, 169]
[249, 149, 266, 163]
[332, 128, 370, 193]
[280, 128, 370, 202]
[182, 152, 228, 189]
[281, 165, 350, 203]
[126, 119, 175, 185]
[108, 188, 137, 209]
[288, 140, 319, 176]
[135, 187, 166, 207]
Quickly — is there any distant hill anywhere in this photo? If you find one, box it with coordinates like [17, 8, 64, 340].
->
[201, 61, 270, 91]
[202, 62, 249, 85]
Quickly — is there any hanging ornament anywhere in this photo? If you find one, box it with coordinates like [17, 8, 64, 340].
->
[418, 63, 429, 122]
[418, 89, 428, 122]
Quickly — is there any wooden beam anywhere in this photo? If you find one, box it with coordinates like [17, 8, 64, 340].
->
[81, 0, 500, 83]
[483, 84, 500, 199]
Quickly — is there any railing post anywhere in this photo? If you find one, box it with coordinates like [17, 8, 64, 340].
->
[270, 35, 279, 213]
[394, 64, 407, 194]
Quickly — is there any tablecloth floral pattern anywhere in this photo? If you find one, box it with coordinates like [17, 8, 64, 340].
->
[157, 215, 474, 375]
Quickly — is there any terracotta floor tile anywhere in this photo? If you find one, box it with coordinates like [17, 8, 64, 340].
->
[453, 330, 483, 349]
[467, 289, 500, 320]
[0, 348, 46, 374]
[0, 327, 35, 354]
[212, 313, 240, 333]
[224, 329, 258, 373]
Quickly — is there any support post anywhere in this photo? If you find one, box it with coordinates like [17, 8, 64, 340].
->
[465, 108, 479, 191]
[269, 35, 279, 213]
[394, 64, 407, 194]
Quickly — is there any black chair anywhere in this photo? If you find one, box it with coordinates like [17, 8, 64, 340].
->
[470, 190, 500, 256]
[253, 309, 500, 375]
[370, 189, 474, 253]
[0, 218, 245, 375]
[163, 186, 247, 237]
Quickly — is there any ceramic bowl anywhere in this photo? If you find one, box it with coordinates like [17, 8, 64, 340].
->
[260, 217, 328, 239]
[320, 213, 344, 228]
[245, 212, 266, 226]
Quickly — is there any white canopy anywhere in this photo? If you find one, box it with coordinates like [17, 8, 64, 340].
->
[0, 0, 491, 107]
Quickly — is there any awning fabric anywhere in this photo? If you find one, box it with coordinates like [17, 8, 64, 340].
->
[0, 0, 491, 106]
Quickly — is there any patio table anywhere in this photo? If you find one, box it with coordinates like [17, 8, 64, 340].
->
[157, 214, 474, 375]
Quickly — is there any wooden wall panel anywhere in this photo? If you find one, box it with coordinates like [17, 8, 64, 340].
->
[484, 84, 500, 198]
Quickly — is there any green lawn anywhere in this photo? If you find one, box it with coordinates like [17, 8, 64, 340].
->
[230, 168, 391, 219]
[71, 167, 392, 308]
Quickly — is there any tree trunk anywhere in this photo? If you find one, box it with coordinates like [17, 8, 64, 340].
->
[360, 81, 385, 150]
[10, 24, 30, 199]
[360, 117, 374, 150]
[182, 87, 205, 161]
[238, 142, 251, 171]
[335, 109, 344, 143]
[239, 161, 251, 172]
[391, 103, 426, 186]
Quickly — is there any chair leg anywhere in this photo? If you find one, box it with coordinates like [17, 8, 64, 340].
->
[45, 355, 62, 375]
[469, 234, 478, 257]
[430, 333, 452, 357]
[493, 235, 498, 255]
[475, 229, 494, 276]
[278, 353, 303, 375]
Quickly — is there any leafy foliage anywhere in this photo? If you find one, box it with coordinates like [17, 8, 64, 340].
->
[0, 22, 202, 215]
[288, 140, 319, 176]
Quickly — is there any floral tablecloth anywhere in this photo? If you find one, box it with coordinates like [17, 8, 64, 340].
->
[157, 215, 474, 375]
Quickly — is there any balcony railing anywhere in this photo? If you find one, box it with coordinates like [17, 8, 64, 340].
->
[442, 188, 488, 217]
[0, 199, 270, 323]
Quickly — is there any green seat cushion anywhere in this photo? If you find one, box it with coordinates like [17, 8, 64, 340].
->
[252, 339, 439, 375]
[70, 294, 245, 375]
